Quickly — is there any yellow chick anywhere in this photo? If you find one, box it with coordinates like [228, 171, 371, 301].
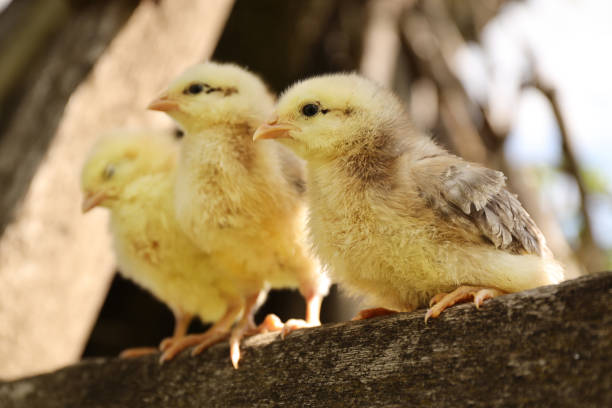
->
[148, 62, 329, 361]
[81, 130, 251, 364]
[253, 74, 564, 321]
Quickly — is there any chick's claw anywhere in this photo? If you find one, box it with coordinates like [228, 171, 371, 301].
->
[425, 285, 506, 323]
[226, 314, 288, 369]
[229, 332, 244, 369]
[228, 321, 253, 369]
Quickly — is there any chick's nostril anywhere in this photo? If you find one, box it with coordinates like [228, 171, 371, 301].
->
[267, 114, 279, 125]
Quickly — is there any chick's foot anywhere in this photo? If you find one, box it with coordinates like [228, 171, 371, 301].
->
[158, 310, 193, 351]
[226, 318, 257, 369]
[352, 307, 398, 321]
[280, 318, 321, 339]
[197, 291, 265, 369]
[119, 347, 159, 359]
[159, 336, 177, 351]
[252, 314, 284, 334]
[159, 329, 229, 364]
[159, 334, 192, 352]
[425, 285, 505, 322]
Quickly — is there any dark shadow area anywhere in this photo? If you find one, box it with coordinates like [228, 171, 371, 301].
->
[82, 273, 341, 357]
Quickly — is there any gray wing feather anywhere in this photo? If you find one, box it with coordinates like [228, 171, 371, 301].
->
[421, 161, 543, 256]
[277, 144, 307, 196]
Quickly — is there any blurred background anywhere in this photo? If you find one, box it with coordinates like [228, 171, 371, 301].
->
[0, 0, 610, 380]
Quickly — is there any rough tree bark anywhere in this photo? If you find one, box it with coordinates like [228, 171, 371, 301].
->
[1, 272, 610, 408]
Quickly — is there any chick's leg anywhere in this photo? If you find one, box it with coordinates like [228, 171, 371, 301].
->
[281, 292, 324, 338]
[208, 292, 261, 369]
[425, 285, 506, 322]
[159, 308, 193, 351]
[306, 293, 323, 325]
[120, 308, 193, 359]
[159, 301, 242, 364]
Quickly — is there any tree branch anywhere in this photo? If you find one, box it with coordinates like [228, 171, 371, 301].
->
[534, 81, 605, 273]
[1, 272, 610, 407]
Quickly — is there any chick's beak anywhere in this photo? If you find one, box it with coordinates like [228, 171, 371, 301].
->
[82, 191, 107, 213]
[147, 92, 179, 112]
[253, 116, 300, 141]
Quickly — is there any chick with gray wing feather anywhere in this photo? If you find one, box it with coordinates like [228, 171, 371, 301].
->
[254, 73, 564, 321]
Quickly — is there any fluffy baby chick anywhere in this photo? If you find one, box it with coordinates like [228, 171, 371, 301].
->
[81, 130, 248, 362]
[254, 74, 564, 321]
[148, 62, 329, 361]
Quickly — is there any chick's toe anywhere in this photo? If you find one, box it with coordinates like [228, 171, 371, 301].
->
[352, 307, 399, 321]
[119, 347, 159, 359]
[160, 300, 243, 363]
[160, 330, 230, 364]
[253, 314, 285, 334]
[428, 293, 449, 308]
[159, 309, 193, 351]
[228, 319, 255, 369]
[280, 319, 322, 339]
[425, 286, 506, 322]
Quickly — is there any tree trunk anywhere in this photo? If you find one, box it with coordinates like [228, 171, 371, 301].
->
[0, 0, 233, 379]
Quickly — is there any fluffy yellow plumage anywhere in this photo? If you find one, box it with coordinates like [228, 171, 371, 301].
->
[148, 62, 329, 360]
[81, 130, 246, 362]
[254, 73, 564, 321]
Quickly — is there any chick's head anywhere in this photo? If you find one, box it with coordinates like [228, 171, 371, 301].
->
[148, 62, 275, 133]
[253, 74, 406, 160]
[81, 130, 177, 212]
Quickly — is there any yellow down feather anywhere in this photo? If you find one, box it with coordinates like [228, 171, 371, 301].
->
[257, 74, 564, 313]
[81, 130, 238, 327]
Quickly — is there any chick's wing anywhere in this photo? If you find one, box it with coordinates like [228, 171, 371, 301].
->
[277, 144, 307, 196]
[410, 156, 543, 256]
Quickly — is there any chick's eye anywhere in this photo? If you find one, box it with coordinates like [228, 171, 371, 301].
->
[186, 83, 204, 95]
[102, 164, 115, 180]
[301, 103, 319, 117]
